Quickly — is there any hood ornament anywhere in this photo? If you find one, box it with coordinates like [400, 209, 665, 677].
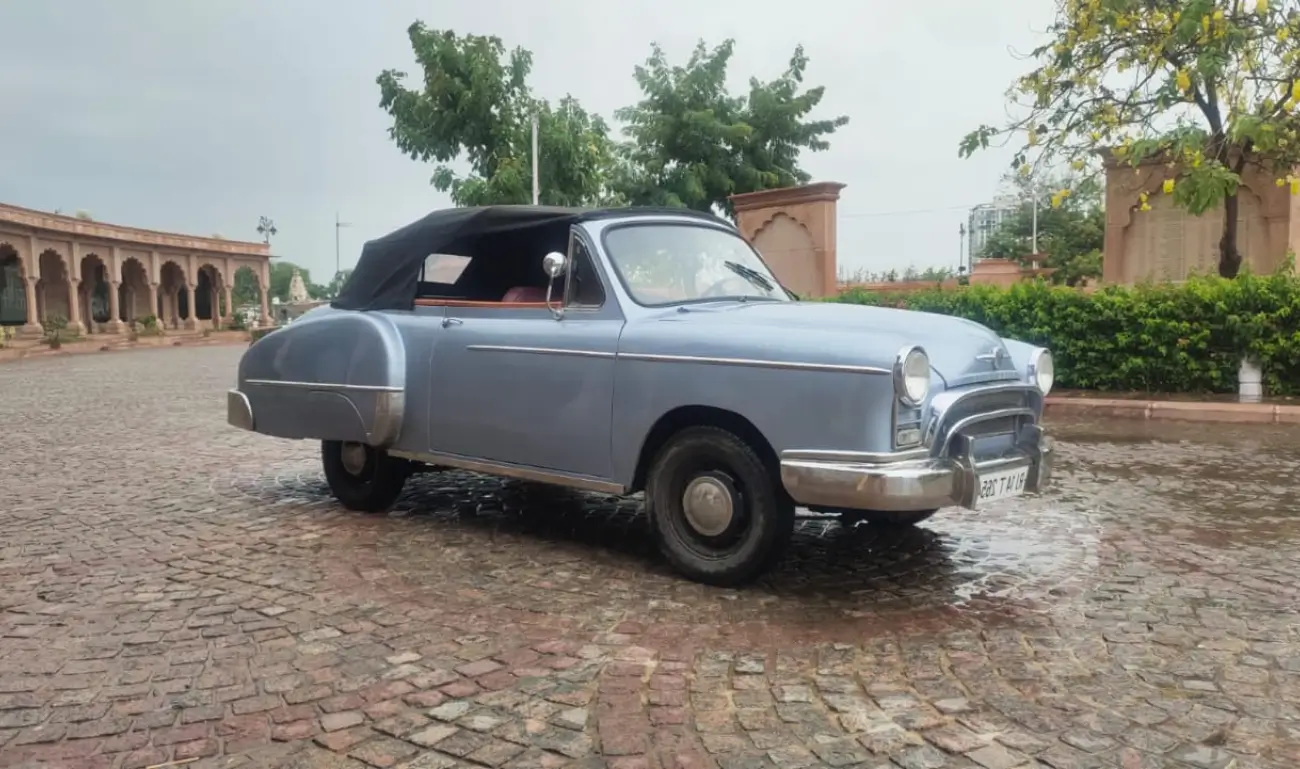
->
[975, 345, 1008, 366]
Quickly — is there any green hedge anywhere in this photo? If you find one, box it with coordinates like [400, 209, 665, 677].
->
[834, 268, 1300, 395]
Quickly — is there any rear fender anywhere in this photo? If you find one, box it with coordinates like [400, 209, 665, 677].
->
[236, 310, 406, 446]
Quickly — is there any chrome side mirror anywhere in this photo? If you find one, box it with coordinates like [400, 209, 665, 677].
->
[542, 252, 567, 319]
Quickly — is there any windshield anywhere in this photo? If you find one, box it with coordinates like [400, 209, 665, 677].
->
[603, 223, 792, 306]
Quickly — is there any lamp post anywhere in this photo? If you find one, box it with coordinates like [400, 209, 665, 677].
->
[1030, 177, 1039, 255]
[531, 113, 540, 205]
[959, 222, 968, 274]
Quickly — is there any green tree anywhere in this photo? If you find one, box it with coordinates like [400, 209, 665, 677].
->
[323, 269, 353, 299]
[377, 24, 620, 207]
[979, 173, 1105, 286]
[231, 268, 260, 309]
[960, 0, 1300, 278]
[614, 40, 849, 217]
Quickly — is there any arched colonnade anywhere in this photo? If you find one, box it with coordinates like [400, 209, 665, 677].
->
[0, 205, 273, 336]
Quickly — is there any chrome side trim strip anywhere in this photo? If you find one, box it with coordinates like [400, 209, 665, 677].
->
[463, 347, 889, 374]
[619, 352, 890, 375]
[781, 448, 930, 464]
[466, 345, 616, 359]
[244, 379, 404, 393]
[388, 449, 627, 495]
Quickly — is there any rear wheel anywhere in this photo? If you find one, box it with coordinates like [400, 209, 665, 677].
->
[646, 426, 795, 586]
[839, 509, 938, 527]
[321, 440, 410, 512]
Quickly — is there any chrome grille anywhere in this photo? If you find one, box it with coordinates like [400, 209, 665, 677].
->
[923, 383, 1042, 458]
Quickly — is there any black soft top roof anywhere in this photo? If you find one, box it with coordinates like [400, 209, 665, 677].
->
[331, 205, 724, 311]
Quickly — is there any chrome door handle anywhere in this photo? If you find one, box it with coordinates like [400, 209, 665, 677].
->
[441, 317, 463, 328]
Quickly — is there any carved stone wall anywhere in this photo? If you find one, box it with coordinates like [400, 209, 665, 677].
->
[730, 182, 846, 298]
[1103, 157, 1297, 283]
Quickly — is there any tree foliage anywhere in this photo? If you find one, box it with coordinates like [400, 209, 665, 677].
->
[980, 172, 1105, 286]
[230, 268, 258, 309]
[377, 25, 620, 207]
[961, 0, 1300, 278]
[614, 40, 849, 216]
[377, 26, 848, 215]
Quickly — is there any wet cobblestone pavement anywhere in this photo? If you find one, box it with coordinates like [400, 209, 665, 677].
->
[2, 347, 1299, 769]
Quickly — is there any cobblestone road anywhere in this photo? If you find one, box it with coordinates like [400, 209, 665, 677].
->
[2, 347, 1299, 769]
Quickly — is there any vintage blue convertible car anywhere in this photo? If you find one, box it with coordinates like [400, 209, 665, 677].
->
[228, 205, 1054, 585]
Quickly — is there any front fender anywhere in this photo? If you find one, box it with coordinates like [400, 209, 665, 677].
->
[999, 337, 1049, 389]
[235, 309, 407, 446]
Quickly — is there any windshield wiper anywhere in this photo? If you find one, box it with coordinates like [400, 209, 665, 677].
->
[723, 261, 776, 293]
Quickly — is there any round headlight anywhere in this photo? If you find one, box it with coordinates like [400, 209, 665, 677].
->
[1031, 349, 1054, 395]
[893, 346, 931, 406]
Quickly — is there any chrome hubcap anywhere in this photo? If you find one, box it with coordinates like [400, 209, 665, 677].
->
[340, 442, 368, 476]
[682, 476, 735, 537]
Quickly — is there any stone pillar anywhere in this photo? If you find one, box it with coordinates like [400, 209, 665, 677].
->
[729, 182, 846, 299]
[259, 285, 272, 327]
[66, 279, 85, 336]
[20, 277, 41, 337]
[222, 285, 233, 324]
[182, 283, 197, 330]
[106, 281, 123, 333]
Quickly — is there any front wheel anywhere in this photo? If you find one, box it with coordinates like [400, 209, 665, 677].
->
[646, 426, 795, 586]
[321, 440, 410, 513]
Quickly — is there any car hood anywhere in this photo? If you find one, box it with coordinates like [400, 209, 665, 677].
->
[653, 300, 1022, 387]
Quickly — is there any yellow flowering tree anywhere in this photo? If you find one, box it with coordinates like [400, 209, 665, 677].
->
[960, 0, 1300, 278]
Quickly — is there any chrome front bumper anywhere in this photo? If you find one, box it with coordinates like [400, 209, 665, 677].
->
[780, 424, 1053, 512]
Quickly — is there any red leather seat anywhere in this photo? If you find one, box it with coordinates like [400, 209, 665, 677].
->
[501, 286, 551, 303]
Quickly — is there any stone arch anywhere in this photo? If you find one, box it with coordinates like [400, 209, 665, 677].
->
[195, 263, 223, 325]
[158, 260, 187, 329]
[231, 264, 263, 325]
[37, 249, 73, 326]
[0, 242, 27, 326]
[119, 257, 150, 323]
[750, 212, 819, 298]
[78, 252, 111, 330]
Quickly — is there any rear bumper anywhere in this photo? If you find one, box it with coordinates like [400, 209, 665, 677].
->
[779, 424, 1053, 512]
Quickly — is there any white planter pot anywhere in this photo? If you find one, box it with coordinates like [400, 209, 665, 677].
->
[1238, 357, 1263, 402]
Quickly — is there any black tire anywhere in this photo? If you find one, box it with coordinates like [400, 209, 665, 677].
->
[321, 440, 410, 513]
[646, 426, 795, 586]
[839, 509, 938, 527]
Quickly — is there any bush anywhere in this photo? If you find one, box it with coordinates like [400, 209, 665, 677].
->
[834, 266, 1300, 395]
[41, 315, 72, 349]
[134, 315, 165, 337]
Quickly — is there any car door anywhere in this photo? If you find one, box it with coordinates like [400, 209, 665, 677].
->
[425, 229, 623, 481]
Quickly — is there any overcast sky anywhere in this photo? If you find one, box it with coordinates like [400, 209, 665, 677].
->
[0, 0, 1051, 282]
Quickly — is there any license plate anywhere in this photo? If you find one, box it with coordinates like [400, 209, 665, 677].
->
[975, 466, 1028, 506]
